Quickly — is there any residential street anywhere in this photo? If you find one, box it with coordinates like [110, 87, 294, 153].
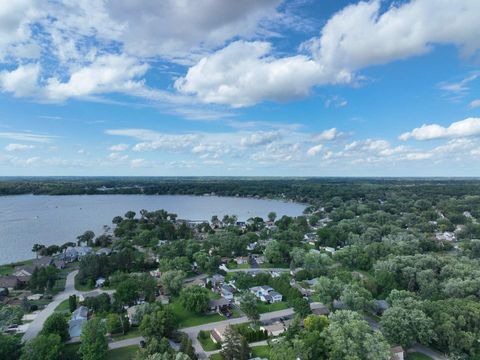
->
[108, 307, 296, 358]
[22, 270, 114, 342]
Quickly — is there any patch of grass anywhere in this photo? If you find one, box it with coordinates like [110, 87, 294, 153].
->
[106, 345, 138, 360]
[260, 263, 289, 269]
[169, 300, 228, 328]
[406, 353, 433, 360]
[111, 327, 141, 341]
[257, 301, 289, 314]
[54, 299, 71, 313]
[209, 354, 222, 360]
[198, 330, 221, 351]
[251, 345, 271, 358]
[0, 259, 34, 276]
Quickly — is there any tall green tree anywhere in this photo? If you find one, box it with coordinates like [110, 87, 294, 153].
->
[79, 318, 108, 360]
[41, 313, 69, 341]
[239, 292, 260, 322]
[179, 287, 209, 314]
[220, 326, 249, 360]
[20, 334, 63, 360]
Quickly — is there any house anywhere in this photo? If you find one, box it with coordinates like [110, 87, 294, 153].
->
[79, 290, 104, 302]
[208, 274, 225, 287]
[322, 247, 336, 254]
[252, 255, 266, 264]
[157, 294, 170, 305]
[127, 305, 141, 326]
[250, 286, 283, 303]
[53, 259, 66, 269]
[185, 279, 205, 288]
[13, 267, 35, 278]
[260, 322, 285, 337]
[69, 306, 88, 338]
[95, 277, 106, 288]
[310, 302, 330, 316]
[157, 240, 168, 246]
[77, 246, 93, 257]
[246, 242, 257, 251]
[96, 248, 112, 256]
[390, 346, 405, 360]
[235, 256, 249, 265]
[0, 276, 22, 290]
[62, 247, 79, 262]
[220, 285, 235, 301]
[208, 298, 230, 313]
[210, 326, 227, 343]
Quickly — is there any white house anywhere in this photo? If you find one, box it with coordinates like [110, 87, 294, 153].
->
[250, 286, 283, 303]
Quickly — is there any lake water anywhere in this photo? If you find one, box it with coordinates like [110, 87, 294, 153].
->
[0, 194, 305, 264]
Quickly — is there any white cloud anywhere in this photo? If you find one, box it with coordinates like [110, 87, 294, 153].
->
[240, 131, 281, 147]
[307, 144, 323, 156]
[403, 152, 432, 161]
[313, 128, 343, 141]
[175, 41, 339, 107]
[399, 118, 480, 141]
[109, 143, 129, 152]
[177, 0, 480, 107]
[0, 131, 56, 143]
[130, 158, 147, 168]
[44, 55, 149, 102]
[0, 63, 40, 97]
[470, 99, 480, 109]
[101, 0, 281, 61]
[5, 143, 35, 151]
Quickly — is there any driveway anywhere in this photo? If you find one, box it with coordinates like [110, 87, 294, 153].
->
[22, 270, 114, 342]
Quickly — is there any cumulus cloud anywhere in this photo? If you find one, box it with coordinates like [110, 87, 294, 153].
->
[312, 128, 343, 141]
[5, 143, 35, 151]
[175, 41, 338, 107]
[240, 131, 281, 147]
[307, 144, 323, 156]
[177, 0, 480, 106]
[0, 63, 40, 97]
[399, 118, 480, 141]
[109, 143, 129, 152]
[470, 99, 480, 109]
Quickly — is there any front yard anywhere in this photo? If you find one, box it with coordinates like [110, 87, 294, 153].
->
[257, 301, 289, 313]
[198, 330, 221, 351]
[107, 345, 138, 360]
[169, 300, 227, 328]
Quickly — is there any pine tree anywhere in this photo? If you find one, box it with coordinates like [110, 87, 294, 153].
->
[220, 326, 250, 360]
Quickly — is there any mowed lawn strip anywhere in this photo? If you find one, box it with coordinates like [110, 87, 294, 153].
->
[106, 345, 138, 360]
[257, 301, 288, 314]
[169, 300, 226, 328]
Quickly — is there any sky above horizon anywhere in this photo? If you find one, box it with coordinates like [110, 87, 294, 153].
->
[0, 0, 480, 176]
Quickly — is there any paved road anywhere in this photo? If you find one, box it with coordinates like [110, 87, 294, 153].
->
[409, 344, 447, 360]
[108, 307, 295, 358]
[205, 339, 269, 357]
[225, 268, 290, 273]
[22, 270, 114, 342]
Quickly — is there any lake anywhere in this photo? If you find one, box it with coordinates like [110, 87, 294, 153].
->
[0, 194, 305, 264]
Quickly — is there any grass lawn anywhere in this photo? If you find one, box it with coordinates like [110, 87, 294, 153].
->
[251, 345, 271, 358]
[260, 263, 289, 269]
[54, 299, 71, 313]
[198, 330, 221, 351]
[111, 327, 141, 341]
[406, 353, 433, 360]
[209, 354, 222, 360]
[257, 301, 289, 314]
[106, 345, 138, 360]
[170, 300, 227, 328]
[0, 259, 34, 276]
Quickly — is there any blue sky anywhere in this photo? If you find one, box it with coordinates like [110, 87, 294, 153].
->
[0, 0, 479, 176]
